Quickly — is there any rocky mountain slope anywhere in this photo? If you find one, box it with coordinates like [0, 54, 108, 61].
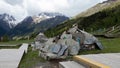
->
[0, 13, 16, 37]
[8, 12, 69, 37]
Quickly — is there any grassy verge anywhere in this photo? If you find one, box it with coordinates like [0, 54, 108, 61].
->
[0, 39, 34, 45]
[79, 38, 120, 55]
[19, 47, 45, 68]
[0, 39, 34, 49]
[0, 44, 21, 49]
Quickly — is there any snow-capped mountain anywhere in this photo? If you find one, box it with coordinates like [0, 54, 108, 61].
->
[32, 12, 64, 24]
[38, 12, 64, 17]
[8, 12, 69, 37]
[0, 13, 16, 37]
[0, 13, 16, 28]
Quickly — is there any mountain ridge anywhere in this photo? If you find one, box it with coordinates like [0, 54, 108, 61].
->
[0, 13, 16, 37]
[75, 0, 120, 18]
[44, 0, 120, 37]
[8, 12, 69, 38]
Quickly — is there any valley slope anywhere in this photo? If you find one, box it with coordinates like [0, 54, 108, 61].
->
[44, 0, 120, 37]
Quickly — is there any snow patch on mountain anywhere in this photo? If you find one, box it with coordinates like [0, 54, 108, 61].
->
[32, 12, 64, 24]
[0, 13, 17, 28]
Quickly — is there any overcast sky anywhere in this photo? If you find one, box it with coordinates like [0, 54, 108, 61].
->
[0, 0, 107, 23]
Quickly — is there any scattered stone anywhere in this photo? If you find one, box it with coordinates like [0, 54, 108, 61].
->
[34, 25, 103, 60]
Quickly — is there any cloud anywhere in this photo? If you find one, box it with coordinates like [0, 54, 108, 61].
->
[0, 0, 107, 23]
[0, 0, 27, 22]
[4, 0, 23, 5]
[24, 0, 70, 15]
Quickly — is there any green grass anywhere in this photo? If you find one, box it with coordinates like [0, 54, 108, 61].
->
[0, 39, 34, 49]
[19, 47, 45, 68]
[1, 38, 120, 68]
[79, 38, 120, 55]
[0, 39, 34, 45]
[0, 44, 21, 49]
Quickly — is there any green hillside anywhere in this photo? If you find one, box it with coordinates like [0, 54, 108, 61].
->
[44, 5, 120, 37]
[78, 5, 120, 31]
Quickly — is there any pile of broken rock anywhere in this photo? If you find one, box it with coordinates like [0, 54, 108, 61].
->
[33, 25, 103, 60]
